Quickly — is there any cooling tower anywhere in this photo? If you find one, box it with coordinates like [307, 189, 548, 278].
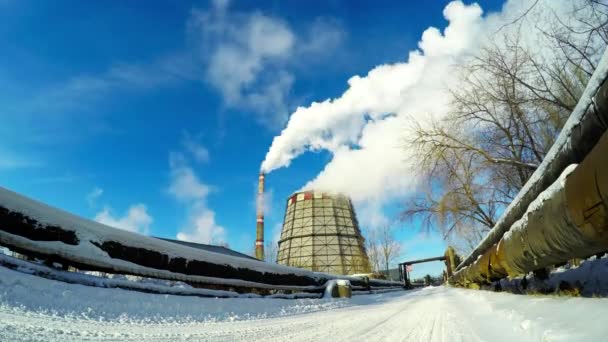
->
[276, 191, 371, 275]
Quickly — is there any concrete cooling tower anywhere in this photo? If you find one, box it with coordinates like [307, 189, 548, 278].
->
[276, 191, 371, 275]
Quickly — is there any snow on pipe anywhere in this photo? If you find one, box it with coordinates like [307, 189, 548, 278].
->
[0, 186, 401, 292]
[450, 130, 608, 286]
[457, 47, 608, 271]
[0, 253, 243, 299]
[255, 173, 265, 261]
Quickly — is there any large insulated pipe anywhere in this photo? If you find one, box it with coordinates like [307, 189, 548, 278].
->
[255, 173, 265, 260]
[450, 130, 608, 286]
[457, 49, 608, 271]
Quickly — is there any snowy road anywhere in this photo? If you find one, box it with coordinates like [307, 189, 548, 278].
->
[1, 267, 607, 341]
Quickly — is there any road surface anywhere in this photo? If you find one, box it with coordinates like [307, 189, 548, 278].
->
[1, 266, 607, 341]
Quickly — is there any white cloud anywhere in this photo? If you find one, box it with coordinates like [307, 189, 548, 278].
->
[0, 157, 31, 170]
[181, 133, 209, 163]
[94, 204, 153, 235]
[176, 202, 226, 244]
[168, 152, 211, 201]
[0, 147, 40, 170]
[86, 187, 103, 207]
[299, 18, 346, 58]
[16, 53, 200, 116]
[5, 1, 344, 135]
[357, 201, 392, 230]
[189, 1, 345, 128]
[168, 151, 226, 245]
[260, 0, 585, 223]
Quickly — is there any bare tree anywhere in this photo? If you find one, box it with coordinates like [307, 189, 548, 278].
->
[365, 226, 401, 276]
[265, 239, 278, 264]
[378, 225, 401, 277]
[365, 229, 381, 273]
[402, 1, 607, 253]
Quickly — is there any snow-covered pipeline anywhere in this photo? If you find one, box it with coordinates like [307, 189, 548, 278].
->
[457, 47, 608, 271]
[451, 127, 608, 286]
[0, 186, 401, 292]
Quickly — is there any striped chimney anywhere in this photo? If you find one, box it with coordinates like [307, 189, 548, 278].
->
[255, 173, 265, 260]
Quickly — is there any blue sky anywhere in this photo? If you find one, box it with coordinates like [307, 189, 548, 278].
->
[0, 0, 507, 278]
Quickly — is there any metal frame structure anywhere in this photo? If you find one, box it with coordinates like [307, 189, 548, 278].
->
[277, 191, 371, 275]
[398, 256, 446, 288]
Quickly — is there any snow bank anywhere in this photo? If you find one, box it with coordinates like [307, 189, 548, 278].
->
[0, 265, 392, 324]
[2, 272, 608, 341]
[0, 187, 400, 291]
[498, 256, 608, 297]
[0, 254, 244, 298]
[0, 186, 319, 280]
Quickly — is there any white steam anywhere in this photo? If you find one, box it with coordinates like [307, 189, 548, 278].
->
[261, 1, 483, 202]
[260, 0, 580, 225]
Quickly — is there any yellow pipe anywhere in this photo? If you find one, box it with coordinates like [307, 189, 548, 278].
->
[454, 131, 608, 285]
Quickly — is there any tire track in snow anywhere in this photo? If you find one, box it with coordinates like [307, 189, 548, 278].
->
[3, 285, 608, 341]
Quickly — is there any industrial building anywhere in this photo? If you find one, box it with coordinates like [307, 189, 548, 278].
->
[155, 237, 258, 261]
[276, 191, 371, 275]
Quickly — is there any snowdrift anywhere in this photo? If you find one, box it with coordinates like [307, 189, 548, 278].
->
[0, 187, 400, 293]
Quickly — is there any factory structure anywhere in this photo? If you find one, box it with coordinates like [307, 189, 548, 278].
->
[276, 191, 371, 275]
[256, 173, 371, 275]
[255, 173, 265, 260]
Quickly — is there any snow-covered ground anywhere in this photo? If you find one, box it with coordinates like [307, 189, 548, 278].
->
[2, 266, 608, 341]
[497, 256, 608, 296]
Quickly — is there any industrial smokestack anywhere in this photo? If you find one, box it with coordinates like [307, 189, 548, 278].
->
[255, 173, 265, 260]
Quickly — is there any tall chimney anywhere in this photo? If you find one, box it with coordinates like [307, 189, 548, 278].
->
[255, 173, 265, 260]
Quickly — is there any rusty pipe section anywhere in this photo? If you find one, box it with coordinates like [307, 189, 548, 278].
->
[255, 173, 265, 260]
[450, 130, 608, 287]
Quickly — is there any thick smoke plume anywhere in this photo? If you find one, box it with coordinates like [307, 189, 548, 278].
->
[260, 0, 579, 220]
[262, 1, 483, 201]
